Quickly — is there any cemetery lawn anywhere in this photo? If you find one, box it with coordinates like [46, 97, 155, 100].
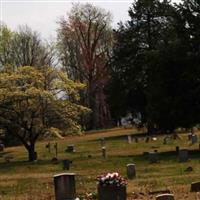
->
[0, 127, 200, 199]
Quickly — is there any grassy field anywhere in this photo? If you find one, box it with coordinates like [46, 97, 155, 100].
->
[0, 127, 200, 199]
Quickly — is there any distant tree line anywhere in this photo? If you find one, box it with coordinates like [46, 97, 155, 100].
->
[0, 0, 200, 161]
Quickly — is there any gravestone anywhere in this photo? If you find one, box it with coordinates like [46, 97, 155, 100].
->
[54, 173, 76, 200]
[62, 159, 72, 170]
[191, 134, 198, 144]
[126, 164, 136, 179]
[191, 181, 200, 192]
[149, 152, 159, 163]
[127, 135, 132, 144]
[156, 194, 174, 200]
[179, 149, 189, 162]
[102, 147, 106, 158]
[98, 185, 126, 200]
[66, 145, 75, 153]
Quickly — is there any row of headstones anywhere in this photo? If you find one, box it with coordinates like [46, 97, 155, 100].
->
[54, 171, 200, 200]
[147, 147, 192, 163]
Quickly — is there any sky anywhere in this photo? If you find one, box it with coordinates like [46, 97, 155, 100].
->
[1, 0, 181, 40]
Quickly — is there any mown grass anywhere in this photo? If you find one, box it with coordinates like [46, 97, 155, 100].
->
[0, 127, 200, 199]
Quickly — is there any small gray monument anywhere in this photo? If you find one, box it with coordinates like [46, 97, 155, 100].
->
[102, 146, 106, 158]
[126, 164, 136, 179]
[54, 173, 76, 200]
[149, 152, 159, 163]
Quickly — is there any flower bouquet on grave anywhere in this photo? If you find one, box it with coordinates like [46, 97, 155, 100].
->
[97, 172, 127, 200]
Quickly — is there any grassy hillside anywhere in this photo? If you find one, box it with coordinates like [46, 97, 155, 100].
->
[0, 127, 200, 199]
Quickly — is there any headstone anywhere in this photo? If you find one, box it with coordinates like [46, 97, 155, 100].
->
[100, 138, 105, 146]
[102, 147, 106, 158]
[62, 159, 72, 170]
[126, 164, 136, 179]
[188, 132, 192, 141]
[98, 185, 126, 200]
[156, 194, 174, 200]
[127, 135, 132, 144]
[191, 181, 200, 192]
[179, 149, 189, 162]
[191, 134, 198, 144]
[149, 152, 159, 163]
[66, 145, 75, 153]
[54, 173, 76, 200]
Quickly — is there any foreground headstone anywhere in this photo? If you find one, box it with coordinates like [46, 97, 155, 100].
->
[179, 149, 189, 162]
[98, 185, 126, 200]
[191, 181, 200, 192]
[156, 194, 174, 200]
[54, 173, 76, 200]
[149, 152, 159, 163]
[127, 164, 136, 179]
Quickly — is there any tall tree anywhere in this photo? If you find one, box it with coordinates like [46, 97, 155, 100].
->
[0, 66, 88, 161]
[57, 3, 113, 129]
[110, 0, 175, 132]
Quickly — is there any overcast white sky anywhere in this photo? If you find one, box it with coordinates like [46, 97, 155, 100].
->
[1, 0, 181, 40]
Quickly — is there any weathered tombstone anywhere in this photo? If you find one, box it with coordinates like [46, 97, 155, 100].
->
[100, 138, 105, 146]
[98, 185, 126, 200]
[54, 173, 76, 200]
[127, 135, 132, 144]
[62, 159, 72, 170]
[149, 152, 159, 163]
[191, 181, 200, 192]
[66, 145, 75, 153]
[156, 194, 174, 200]
[126, 164, 136, 179]
[179, 149, 189, 162]
[175, 146, 179, 153]
[191, 134, 198, 144]
[102, 147, 106, 158]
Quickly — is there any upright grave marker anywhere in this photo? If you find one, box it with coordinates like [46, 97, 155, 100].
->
[54, 173, 76, 200]
[126, 164, 136, 179]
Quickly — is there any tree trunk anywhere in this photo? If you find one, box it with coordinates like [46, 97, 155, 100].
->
[27, 144, 37, 162]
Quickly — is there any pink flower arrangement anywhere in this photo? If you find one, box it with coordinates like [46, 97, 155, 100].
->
[97, 172, 127, 187]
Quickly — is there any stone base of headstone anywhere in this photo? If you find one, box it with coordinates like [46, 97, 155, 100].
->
[178, 149, 189, 162]
[98, 185, 126, 200]
[127, 164, 136, 179]
[156, 194, 174, 200]
[191, 181, 200, 192]
[54, 173, 76, 200]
